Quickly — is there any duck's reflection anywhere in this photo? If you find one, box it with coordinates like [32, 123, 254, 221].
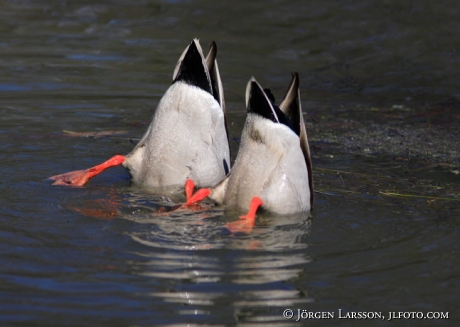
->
[124, 207, 314, 324]
[66, 185, 314, 323]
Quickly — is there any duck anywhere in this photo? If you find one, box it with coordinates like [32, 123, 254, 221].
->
[49, 39, 230, 194]
[197, 73, 313, 222]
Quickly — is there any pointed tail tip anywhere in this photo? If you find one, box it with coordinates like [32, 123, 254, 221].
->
[209, 40, 217, 51]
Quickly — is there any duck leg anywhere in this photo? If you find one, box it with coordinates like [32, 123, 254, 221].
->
[49, 155, 126, 186]
[183, 179, 211, 207]
[226, 196, 263, 234]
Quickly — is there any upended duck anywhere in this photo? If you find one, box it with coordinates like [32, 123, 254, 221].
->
[189, 73, 313, 230]
[49, 39, 230, 196]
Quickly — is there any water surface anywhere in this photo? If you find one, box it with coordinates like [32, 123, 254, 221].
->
[1, 0, 459, 326]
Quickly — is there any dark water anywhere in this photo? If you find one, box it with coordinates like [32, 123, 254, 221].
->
[1, 1, 459, 326]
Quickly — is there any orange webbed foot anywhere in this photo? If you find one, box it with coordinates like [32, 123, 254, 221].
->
[226, 196, 263, 234]
[150, 180, 211, 217]
[49, 169, 94, 186]
[183, 179, 210, 207]
[49, 155, 125, 187]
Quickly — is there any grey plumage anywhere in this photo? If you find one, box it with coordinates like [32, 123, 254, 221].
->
[123, 39, 230, 193]
[209, 74, 313, 214]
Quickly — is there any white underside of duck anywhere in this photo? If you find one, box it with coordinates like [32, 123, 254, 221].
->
[123, 81, 230, 192]
[208, 74, 313, 215]
[49, 39, 230, 191]
[212, 113, 310, 214]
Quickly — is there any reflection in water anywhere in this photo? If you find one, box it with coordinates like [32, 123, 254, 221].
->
[121, 197, 313, 323]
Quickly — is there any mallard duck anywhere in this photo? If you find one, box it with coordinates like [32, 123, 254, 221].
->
[207, 73, 313, 219]
[50, 39, 230, 193]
